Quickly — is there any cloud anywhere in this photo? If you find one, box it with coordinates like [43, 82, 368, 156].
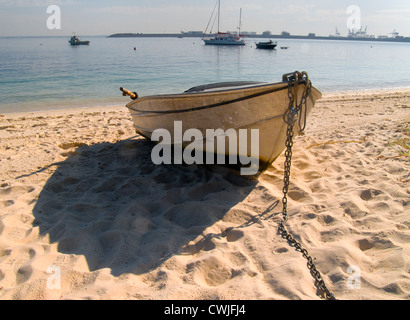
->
[83, 5, 213, 34]
[91, 4, 209, 16]
[376, 8, 410, 14]
[1, 0, 409, 37]
[0, 0, 77, 7]
[372, 7, 410, 20]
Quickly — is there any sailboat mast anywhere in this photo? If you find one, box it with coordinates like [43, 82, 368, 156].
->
[238, 8, 242, 36]
[217, 0, 220, 33]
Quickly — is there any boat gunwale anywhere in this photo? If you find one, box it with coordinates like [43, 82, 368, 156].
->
[128, 80, 320, 100]
[130, 81, 287, 102]
[126, 80, 322, 115]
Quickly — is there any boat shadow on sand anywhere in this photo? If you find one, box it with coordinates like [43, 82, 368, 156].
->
[31, 138, 272, 277]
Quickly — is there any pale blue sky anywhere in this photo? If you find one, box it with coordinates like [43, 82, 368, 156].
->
[0, 0, 409, 37]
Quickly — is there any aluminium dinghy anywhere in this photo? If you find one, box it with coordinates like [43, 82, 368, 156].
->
[120, 71, 321, 176]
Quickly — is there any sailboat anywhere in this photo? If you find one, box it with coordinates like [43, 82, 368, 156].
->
[203, 0, 245, 46]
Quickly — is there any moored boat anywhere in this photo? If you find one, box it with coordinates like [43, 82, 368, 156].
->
[120, 71, 321, 176]
[255, 40, 277, 49]
[203, 32, 246, 46]
[202, 0, 246, 46]
[68, 35, 90, 46]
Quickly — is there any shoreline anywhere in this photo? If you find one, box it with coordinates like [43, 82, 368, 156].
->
[107, 33, 410, 43]
[0, 88, 409, 300]
[1, 87, 410, 116]
[3, 34, 410, 43]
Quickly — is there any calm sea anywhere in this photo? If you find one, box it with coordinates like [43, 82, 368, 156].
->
[1, 36, 410, 113]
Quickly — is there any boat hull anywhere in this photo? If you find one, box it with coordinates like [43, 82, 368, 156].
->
[68, 36, 90, 46]
[203, 39, 245, 46]
[70, 41, 90, 45]
[125, 80, 321, 175]
[256, 43, 277, 49]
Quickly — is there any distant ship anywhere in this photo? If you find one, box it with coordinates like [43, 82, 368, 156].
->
[69, 35, 90, 46]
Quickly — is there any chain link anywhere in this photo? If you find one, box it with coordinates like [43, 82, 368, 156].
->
[278, 71, 336, 300]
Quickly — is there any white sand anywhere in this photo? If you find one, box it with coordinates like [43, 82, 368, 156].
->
[0, 89, 409, 300]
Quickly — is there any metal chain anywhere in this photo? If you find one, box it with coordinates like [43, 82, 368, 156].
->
[278, 72, 336, 300]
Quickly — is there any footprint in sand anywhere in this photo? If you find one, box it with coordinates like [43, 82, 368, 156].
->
[274, 247, 289, 254]
[223, 228, 244, 242]
[16, 265, 33, 284]
[187, 257, 232, 287]
[359, 189, 383, 201]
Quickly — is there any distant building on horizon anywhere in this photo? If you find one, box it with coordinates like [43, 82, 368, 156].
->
[181, 31, 204, 36]
[227, 31, 257, 36]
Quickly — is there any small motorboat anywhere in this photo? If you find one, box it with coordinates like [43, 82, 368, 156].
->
[68, 35, 90, 46]
[255, 40, 277, 50]
[120, 72, 321, 176]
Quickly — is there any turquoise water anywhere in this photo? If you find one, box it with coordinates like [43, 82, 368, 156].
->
[1, 36, 410, 113]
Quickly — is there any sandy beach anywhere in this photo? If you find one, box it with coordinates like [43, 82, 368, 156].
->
[0, 88, 409, 300]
